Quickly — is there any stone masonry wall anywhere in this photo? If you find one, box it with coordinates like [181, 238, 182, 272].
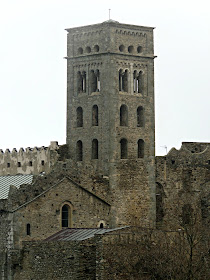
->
[13, 240, 96, 280]
[10, 177, 110, 249]
[156, 142, 210, 229]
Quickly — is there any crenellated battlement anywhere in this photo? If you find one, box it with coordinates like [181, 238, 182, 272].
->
[0, 141, 60, 176]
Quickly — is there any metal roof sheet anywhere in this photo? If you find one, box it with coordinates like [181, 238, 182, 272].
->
[45, 227, 127, 241]
[0, 174, 33, 199]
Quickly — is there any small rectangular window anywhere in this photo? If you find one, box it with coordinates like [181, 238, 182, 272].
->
[18, 162, 21, 167]
[7, 163, 10, 168]
[41, 160, 45, 166]
[29, 161, 33, 166]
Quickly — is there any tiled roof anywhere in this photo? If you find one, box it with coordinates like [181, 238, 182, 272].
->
[45, 227, 128, 241]
[0, 174, 33, 199]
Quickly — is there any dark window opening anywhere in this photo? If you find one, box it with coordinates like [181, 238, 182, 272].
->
[120, 105, 128, 126]
[77, 71, 86, 93]
[41, 160, 45, 166]
[137, 106, 144, 127]
[120, 138, 128, 159]
[94, 45, 99, 52]
[62, 205, 69, 227]
[76, 107, 83, 127]
[92, 105, 98, 126]
[29, 161, 33, 167]
[128, 45, 134, 53]
[137, 46, 142, 53]
[18, 162, 21, 167]
[76, 140, 83, 161]
[26, 223, 31, 235]
[138, 139, 144, 158]
[119, 45, 125, 52]
[171, 160, 175, 164]
[85, 46, 91, 53]
[7, 163, 10, 168]
[119, 69, 128, 92]
[100, 223, 104, 228]
[78, 47, 83, 55]
[92, 139, 98, 159]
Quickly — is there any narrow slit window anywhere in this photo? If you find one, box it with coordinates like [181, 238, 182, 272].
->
[138, 139, 144, 158]
[26, 223, 31, 235]
[18, 162, 21, 167]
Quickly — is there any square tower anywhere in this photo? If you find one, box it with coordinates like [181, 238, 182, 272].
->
[66, 20, 156, 227]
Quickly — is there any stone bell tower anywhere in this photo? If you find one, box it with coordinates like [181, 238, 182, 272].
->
[65, 20, 156, 227]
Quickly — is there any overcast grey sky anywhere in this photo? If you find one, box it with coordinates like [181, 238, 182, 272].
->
[0, 0, 209, 155]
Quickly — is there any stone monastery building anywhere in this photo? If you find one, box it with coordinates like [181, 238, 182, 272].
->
[0, 20, 209, 280]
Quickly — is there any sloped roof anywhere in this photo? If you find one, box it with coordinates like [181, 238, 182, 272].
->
[45, 227, 128, 241]
[0, 174, 33, 199]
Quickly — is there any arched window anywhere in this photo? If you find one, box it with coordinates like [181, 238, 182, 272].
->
[92, 105, 98, 126]
[61, 204, 72, 228]
[76, 140, 83, 161]
[138, 139, 144, 158]
[137, 106, 144, 127]
[100, 223, 104, 228]
[120, 138, 128, 159]
[120, 105, 128, 126]
[156, 183, 165, 223]
[92, 139, 98, 159]
[76, 107, 83, 127]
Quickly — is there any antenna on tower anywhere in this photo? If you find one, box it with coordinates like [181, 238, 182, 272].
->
[109, 9, 111, 20]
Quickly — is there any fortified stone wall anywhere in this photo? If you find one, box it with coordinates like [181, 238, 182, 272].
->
[0, 141, 59, 176]
[156, 142, 210, 229]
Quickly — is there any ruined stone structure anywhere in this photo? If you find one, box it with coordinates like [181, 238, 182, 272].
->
[0, 20, 209, 280]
